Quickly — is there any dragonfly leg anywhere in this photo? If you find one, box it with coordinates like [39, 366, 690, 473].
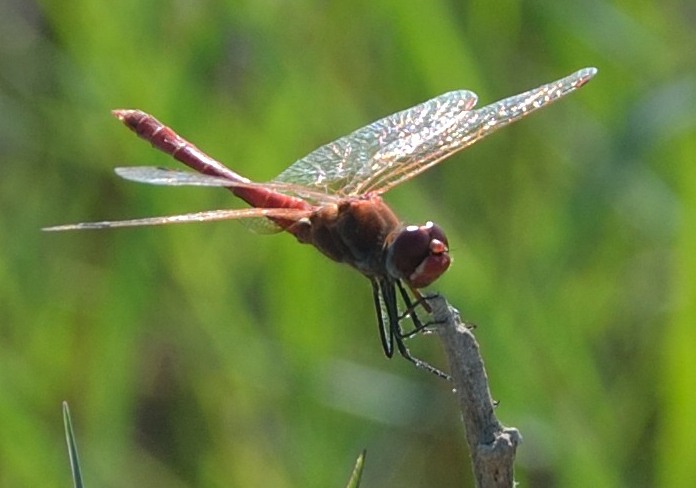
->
[381, 279, 450, 381]
[393, 333, 452, 381]
[372, 279, 394, 358]
[372, 279, 452, 381]
[395, 281, 440, 339]
[419, 291, 478, 331]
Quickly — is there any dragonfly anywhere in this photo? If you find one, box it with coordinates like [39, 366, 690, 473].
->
[45, 67, 597, 380]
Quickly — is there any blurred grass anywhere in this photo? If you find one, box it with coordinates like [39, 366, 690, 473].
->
[1, 0, 694, 486]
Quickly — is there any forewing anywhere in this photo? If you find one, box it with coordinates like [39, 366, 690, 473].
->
[116, 166, 338, 206]
[111, 166, 337, 233]
[355, 67, 597, 195]
[273, 67, 596, 196]
[272, 90, 479, 195]
[115, 166, 237, 186]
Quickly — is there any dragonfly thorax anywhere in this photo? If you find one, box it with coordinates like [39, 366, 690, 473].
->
[385, 221, 451, 288]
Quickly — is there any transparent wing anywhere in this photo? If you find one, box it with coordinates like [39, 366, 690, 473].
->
[110, 166, 338, 234]
[43, 207, 312, 231]
[115, 166, 237, 186]
[115, 166, 339, 206]
[272, 67, 597, 196]
[272, 90, 478, 194]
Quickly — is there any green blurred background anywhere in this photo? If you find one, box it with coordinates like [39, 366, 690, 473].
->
[1, 0, 694, 486]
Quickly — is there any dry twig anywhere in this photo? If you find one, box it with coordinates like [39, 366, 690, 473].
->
[430, 295, 521, 488]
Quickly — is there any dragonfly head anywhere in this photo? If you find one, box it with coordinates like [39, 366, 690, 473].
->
[385, 221, 451, 288]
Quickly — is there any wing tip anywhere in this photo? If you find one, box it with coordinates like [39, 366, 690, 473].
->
[574, 67, 599, 87]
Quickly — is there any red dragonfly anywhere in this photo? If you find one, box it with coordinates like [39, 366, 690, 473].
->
[46, 67, 597, 379]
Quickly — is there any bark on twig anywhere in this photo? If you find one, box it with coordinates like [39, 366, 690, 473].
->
[430, 295, 521, 488]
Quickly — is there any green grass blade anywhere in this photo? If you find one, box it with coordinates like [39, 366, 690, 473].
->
[62, 402, 84, 488]
[344, 450, 366, 488]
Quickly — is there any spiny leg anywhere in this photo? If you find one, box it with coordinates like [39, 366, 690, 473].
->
[371, 279, 394, 358]
[393, 332, 452, 381]
[395, 282, 442, 339]
[381, 278, 451, 381]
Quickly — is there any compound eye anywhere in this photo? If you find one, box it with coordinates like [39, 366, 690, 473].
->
[390, 225, 431, 269]
[386, 222, 451, 288]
